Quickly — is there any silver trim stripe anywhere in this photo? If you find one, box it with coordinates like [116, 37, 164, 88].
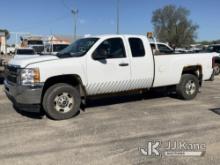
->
[86, 79, 152, 95]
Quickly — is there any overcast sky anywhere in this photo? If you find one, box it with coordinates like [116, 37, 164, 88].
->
[1, 0, 220, 43]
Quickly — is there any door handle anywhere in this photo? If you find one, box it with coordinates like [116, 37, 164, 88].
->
[119, 63, 129, 67]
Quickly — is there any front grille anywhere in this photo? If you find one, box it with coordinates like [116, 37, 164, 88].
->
[5, 65, 19, 84]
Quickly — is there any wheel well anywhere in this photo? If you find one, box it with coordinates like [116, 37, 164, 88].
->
[41, 75, 86, 102]
[182, 65, 203, 86]
[214, 56, 220, 65]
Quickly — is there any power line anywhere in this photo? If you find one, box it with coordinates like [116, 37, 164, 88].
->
[12, 14, 71, 31]
[61, 0, 72, 11]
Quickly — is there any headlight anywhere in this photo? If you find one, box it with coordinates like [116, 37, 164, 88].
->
[20, 68, 40, 85]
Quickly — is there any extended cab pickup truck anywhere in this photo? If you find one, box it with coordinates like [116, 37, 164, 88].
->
[4, 35, 216, 120]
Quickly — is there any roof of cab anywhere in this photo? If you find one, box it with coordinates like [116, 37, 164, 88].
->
[84, 34, 147, 38]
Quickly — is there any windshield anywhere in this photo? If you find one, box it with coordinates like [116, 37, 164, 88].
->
[57, 38, 99, 58]
[16, 49, 35, 55]
[28, 40, 43, 45]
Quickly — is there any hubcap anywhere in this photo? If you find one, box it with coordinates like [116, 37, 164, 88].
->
[54, 92, 74, 113]
[185, 80, 196, 95]
[214, 65, 220, 74]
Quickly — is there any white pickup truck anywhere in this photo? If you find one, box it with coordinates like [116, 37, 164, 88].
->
[4, 35, 216, 120]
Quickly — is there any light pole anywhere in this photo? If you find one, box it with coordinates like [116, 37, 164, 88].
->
[71, 9, 79, 41]
[116, 0, 120, 34]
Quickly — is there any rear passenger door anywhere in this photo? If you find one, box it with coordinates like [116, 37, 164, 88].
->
[127, 37, 154, 89]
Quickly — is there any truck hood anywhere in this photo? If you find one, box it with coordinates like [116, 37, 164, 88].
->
[13, 54, 40, 59]
[8, 55, 59, 68]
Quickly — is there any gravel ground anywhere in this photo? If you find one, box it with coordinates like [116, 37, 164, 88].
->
[0, 77, 220, 165]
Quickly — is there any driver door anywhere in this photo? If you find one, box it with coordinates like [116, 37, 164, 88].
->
[86, 37, 131, 95]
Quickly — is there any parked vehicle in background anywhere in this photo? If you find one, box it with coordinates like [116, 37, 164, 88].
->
[14, 48, 39, 59]
[45, 43, 69, 55]
[5, 34, 216, 120]
[27, 40, 44, 53]
[207, 44, 220, 54]
[45, 35, 72, 55]
[189, 47, 203, 53]
[21, 36, 45, 53]
[7, 46, 15, 55]
[175, 48, 192, 53]
[206, 44, 220, 75]
[150, 42, 174, 54]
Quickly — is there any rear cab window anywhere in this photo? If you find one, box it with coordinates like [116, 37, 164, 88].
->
[129, 38, 145, 57]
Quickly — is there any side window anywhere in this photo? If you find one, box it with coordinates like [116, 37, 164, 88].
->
[129, 38, 145, 57]
[93, 38, 126, 59]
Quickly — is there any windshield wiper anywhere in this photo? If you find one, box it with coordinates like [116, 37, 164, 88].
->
[56, 52, 72, 58]
[70, 52, 85, 57]
[57, 52, 84, 58]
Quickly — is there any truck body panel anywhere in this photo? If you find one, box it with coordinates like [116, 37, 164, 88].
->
[153, 53, 214, 87]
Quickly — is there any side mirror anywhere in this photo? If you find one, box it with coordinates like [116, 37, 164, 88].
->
[93, 48, 108, 60]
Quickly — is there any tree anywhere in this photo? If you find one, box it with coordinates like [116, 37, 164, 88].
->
[0, 29, 10, 40]
[152, 5, 199, 47]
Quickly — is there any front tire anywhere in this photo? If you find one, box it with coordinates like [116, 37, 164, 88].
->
[176, 74, 199, 100]
[43, 83, 81, 120]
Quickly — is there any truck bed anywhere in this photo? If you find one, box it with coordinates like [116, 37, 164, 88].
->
[153, 53, 214, 87]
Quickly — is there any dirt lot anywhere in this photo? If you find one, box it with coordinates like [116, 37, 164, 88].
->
[0, 77, 220, 165]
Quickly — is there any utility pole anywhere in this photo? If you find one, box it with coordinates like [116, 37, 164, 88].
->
[116, 0, 120, 34]
[71, 9, 79, 41]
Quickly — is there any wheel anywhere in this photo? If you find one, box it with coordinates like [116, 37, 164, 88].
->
[213, 64, 220, 75]
[43, 83, 81, 120]
[176, 74, 199, 100]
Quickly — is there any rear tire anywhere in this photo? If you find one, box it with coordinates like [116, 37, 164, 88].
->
[214, 64, 220, 75]
[43, 83, 81, 120]
[176, 74, 199, 100]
